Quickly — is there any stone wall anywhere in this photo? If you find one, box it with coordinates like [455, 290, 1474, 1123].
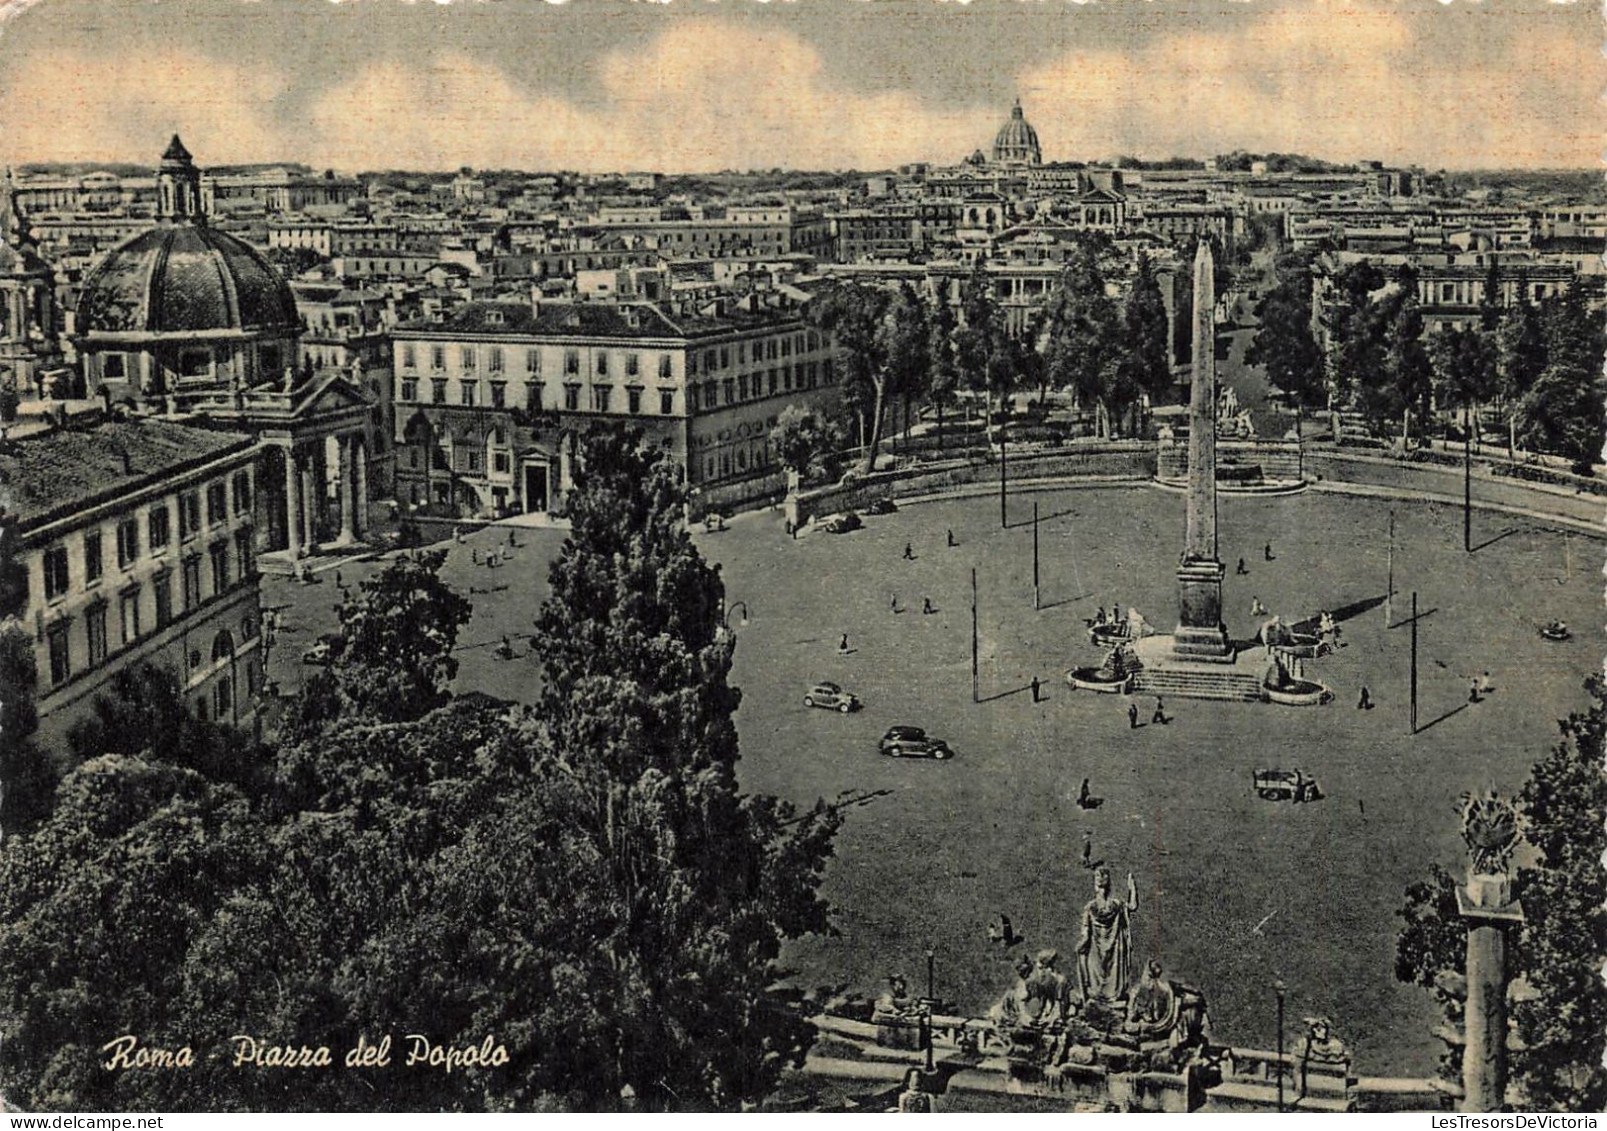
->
[687, 469, 789, 521]
[788, 444, 1156, 526]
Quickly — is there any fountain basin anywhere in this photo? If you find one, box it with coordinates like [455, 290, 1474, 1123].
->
[1067, 667, 1133, 694]
[1263, 678, 1333, 707]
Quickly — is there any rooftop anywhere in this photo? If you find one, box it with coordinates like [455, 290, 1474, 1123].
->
[396, 298, 807, 340]
[1, 417, 254, 532]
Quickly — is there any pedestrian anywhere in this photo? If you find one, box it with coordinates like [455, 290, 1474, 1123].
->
[1469, 677, 1481, 704]
[1095, 606, 1107, 625]
[472, 548, 479, 564]
[890, 593, 901, 614]
[922, 596, 934, 615]
[1251, 596, 1268, 616]
[946, 529, 956, 548]
[1128, 702, 1140, 729]
[791, 522, 799, 540]
[1152, 697, 1167, 725]
[1357, 685, 1373, 710]
[839, 633, 850, 654]
[902, 542, 915, 561]
[454, 526, 464, 545]
[335, 569, 343, 588]
[508, 530, 517, 548]
[1031, 676, 1041, 703]
[785, 519, 794, 538]
[1236, 557, 1249, 575]
[1264, 542, 1275, 561]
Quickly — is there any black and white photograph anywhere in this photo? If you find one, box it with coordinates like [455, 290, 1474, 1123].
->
[0, 0, 1601, 1116]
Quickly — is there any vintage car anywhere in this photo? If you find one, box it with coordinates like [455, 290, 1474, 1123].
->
[805, 682, 861, 713]
[822, 511, 864, 535]
[879, 726, 954, 760]
[865, 497, 899, 516]
[1253, 768, 1323, 803]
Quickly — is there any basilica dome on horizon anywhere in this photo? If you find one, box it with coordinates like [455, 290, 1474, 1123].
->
[992, 99, 1043, 168]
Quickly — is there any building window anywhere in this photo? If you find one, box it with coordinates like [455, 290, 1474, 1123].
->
[148, 506, 171, 550]
[235, 530, 254, 579]
[431, 346, 445, 371]
[431, 379, 447, 404]
[182, 558, 202, 610]
[84, 531, 103, 585]
[593, 386, 611, 413]
[432, 446, 450, 472]
[460, 346, 476, 371]
[660, 389, 675, 415]
[233, 472, 252, 515]
[723, 379, 735, 405]
[493, 451, 510, 474]
[738, 375, 749, 401]
[401, 344, 417, 370]
[210, 543, 230, 593]
[659, 355, 673, 380]
[490, 381, 506, 409]
[154, 571, 173, 628]
[116, 519, 139, 569]
[400, 378, 418, 401]
[488, 347, 503, 373]
[596, 352, 609, 378]
[104, 353, 126, 381]
[526, 348, 541, 374]
[86, 604, 108, 666]
[43, 546, 69, 600]
[768, 370, 778, 395]
[207, 482, 227, 526]
[462, 383, 477, 407]
[688, 385, 700, 412]
[119, 589, 141, 644]
[466, 450, 482, 474]
[47, 623, 70, 686]
[627, 387, 643, 415]
[564, 349, 579, 375]
[528, 384, 542, 411]
[214, 677, 232, 719]
[179, 492, 201, 540]
[564, 385, 581, 411]
[720, 347, 729, 368]
[626, 353, 640, 377]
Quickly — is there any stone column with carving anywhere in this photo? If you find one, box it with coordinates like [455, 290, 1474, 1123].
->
[283, 445, 302, 558]
[1455, 792, 1525, 1113]
[301, 459, 318, 553]
[337, 434, 356, 545]
[353, 439, 369, 538]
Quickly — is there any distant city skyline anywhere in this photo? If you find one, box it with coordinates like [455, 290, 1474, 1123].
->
[0, 0, 1599, 174]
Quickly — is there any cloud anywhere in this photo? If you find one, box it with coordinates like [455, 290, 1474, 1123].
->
[307, 21, 999, 171]
[0, 47, 291, 164]
[1016, 2, 1602, 168]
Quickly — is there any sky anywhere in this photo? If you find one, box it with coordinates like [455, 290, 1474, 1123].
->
[0, 0, 1599, 173]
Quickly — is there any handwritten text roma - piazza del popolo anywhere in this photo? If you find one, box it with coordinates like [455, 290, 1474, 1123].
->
[101, 1034, 510, 1074]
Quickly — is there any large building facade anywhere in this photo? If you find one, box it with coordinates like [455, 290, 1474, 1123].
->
[389, 298, 840, 518]
[4, 417, 265, 748]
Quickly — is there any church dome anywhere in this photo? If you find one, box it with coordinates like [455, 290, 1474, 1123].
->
[992, 99, 1042, 167]
[76, 223, 298, 338]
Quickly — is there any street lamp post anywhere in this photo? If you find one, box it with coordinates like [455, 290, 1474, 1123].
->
[1032, 500, 1041, 611]
[924, 948, 936, 1074]
[723, 600, 750, 628]
[998, 416, 1008, 529]
[1274, 980, 1287, 1113]
[1463, 404, 1473, 553]
[970, 568, 979, 704]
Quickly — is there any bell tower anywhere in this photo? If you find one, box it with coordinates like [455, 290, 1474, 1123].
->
[156, 135, 203, 222]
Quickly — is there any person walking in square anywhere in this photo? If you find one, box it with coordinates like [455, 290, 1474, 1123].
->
[947, 529, 956, 548]
[1152, 697, 1167, 725]
[1128, 702, 1140, 729]
[902, 542, 915, 561]
[1357, 685, 1373, 710]
[839, 633, 850, 654]
[922, 596, 934, 615]
[1031, 676, 1042, 703]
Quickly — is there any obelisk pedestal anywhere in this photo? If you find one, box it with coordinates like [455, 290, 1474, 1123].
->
[1172, 240, 1232, 662]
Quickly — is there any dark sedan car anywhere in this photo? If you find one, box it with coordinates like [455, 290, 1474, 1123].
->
[878, 725, 954, 760]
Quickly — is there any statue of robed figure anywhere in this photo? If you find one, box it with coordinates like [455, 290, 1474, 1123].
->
[1077, 867, 1137, 1006]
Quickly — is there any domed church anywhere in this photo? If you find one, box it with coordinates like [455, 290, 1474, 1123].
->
[991, 98, 1042, 167]
[76, 138, 379, 559]
[77, 136, 302, 401]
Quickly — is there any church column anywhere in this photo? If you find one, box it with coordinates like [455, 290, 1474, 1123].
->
[301, 455, 318, 552]
[353, 439, 369, 538]
[337, 435, 356, 545]
[283, 445, 302, 558]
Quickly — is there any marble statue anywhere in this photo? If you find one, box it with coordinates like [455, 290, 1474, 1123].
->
[1077, 867, 1136, 1006]
[1123, 960, 1179, 1041]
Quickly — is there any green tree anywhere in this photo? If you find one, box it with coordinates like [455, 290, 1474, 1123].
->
[806, 281, 899, 473]
[1494, 285, 1545, 456]
[525, 428, 841, 1108]
[1515, 363, 1605, 474]
[771, 404, 842, 484]
[300, 551, 473, 729]
[1114, 251, 1174, 431]
[0, 505, 54, 834]
[927, 278, 961, 451]
[1042, 243, 1119, 437]
[1246, 250, 1324, 421]
[956, 262, 1021, 449]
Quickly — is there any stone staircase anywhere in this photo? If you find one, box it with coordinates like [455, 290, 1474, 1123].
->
[1131, 665, 1266, 703]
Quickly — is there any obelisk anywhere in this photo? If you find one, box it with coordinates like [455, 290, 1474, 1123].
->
[1171, 241, 1233, 661]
